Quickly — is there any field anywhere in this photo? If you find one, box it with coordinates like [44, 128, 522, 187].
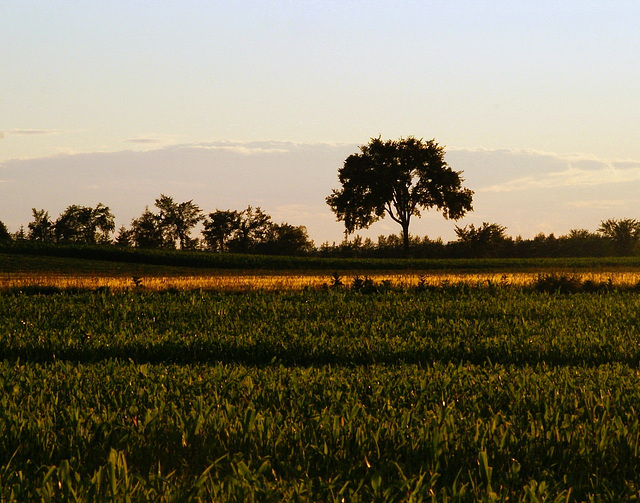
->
[2, 249, 640, 501]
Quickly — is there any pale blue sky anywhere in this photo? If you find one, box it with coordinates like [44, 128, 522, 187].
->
[2, 1, 640, 241]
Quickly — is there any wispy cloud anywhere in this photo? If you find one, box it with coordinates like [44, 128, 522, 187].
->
[471, 148, 640, 193]
[482, 167, 640, 192]
[182, 141, 307, 155]
[8, 129, 62, 136]
[186, 144, 290, 155]
[178, 140, 355, 156]
[568, 199, 638, 210]
[124, 138, 165, 144]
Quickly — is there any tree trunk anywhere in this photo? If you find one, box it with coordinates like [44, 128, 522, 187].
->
[402, 221, 410, 255]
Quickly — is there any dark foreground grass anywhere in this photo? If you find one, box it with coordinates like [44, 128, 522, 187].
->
[2, 288, 640, 500]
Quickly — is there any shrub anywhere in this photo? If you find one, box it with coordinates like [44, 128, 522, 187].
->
[533, 273, 583, 294]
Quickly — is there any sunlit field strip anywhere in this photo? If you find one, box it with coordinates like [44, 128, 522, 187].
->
[3, 271, 640, 291]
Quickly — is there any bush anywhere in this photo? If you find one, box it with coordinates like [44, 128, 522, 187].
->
[533, 273, 583, 294]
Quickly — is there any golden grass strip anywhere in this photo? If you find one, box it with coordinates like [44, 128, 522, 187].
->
[2, 271, 640, 292]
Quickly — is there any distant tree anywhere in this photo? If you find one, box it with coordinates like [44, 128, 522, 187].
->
[91, 203, 116, 244]
[376, 234, 405, 257]
[202, 210, 241, 252]
[558, 229, 606, 257]
[53, 203, 115, 244]
[13, 225, 27, 241]
[54, 205, 89, 243]
[27, 208, 55, 242]
[258, 223, 315, 255]
[129, 208, 166, 249]
[0, 220, 11, 242]
[326, 136, 473, 253]
[229, 206, 272, 253]
[598, 218, 640, 256]
[154, 195, 203, 249]
[115, 226, 133, 247]
[454, 222, 509, 257]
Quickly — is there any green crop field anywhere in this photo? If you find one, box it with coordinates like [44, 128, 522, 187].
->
[2, 248, 640, 500]
[2, 275, 640, 501]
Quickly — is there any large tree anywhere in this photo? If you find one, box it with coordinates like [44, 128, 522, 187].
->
[326, 137, 474, 252]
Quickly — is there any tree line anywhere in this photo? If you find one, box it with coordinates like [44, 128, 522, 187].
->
[318, 220, 640, 259]
[1, 195, 314, 256]
[1, 202, 639, 258]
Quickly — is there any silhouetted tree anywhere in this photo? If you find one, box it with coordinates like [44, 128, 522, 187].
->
[129, 208, 166, 249]
[115, 226, 133, 247]
[54, 203, 115, 244]
[598, 218, 640, 256]
[326, 136, 473, 253]
[229, 206, 272, 253]
[202, 210, 241, 252]
[258, 223, 315, 255]
[27, 208, 55, 242]
[154, 195, 203, 249]
[558, 229, 606, 257]
[0, 220, 11, 242]
[13, 225, 26, 241]
[453, 222, 509, 257]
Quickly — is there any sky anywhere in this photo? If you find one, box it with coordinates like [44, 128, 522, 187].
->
[2, 1, 640, 244]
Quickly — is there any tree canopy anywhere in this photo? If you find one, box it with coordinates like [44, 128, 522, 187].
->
[598, 218, 640, 256]
[326, 136, 474, 252]
[27, 209, 54, 242]
[154, 195, 203, 250]
[53, 204, 115, 244]
[454, 222, 509, 258]
[202, 206, 314, 255]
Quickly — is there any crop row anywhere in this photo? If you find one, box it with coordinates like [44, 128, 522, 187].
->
[2, 360, 640, 500]
[2, 288, 640, 367]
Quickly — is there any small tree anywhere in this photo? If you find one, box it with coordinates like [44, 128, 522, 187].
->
[115, 226, 133, 247]
[598, 218, 640, 256]
[27, 209, 55, 242]
[92, 203, 116, 244]
[326, 136, 473, 253]
[13, 225, 27, 241]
